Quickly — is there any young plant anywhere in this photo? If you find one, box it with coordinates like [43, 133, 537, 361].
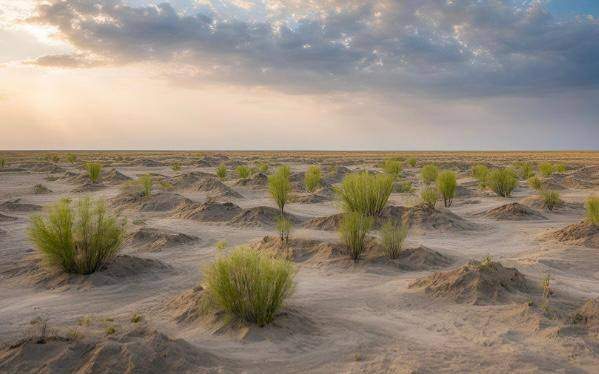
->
[407, 158, 417, 167]
[216, 163, 227, 180]
[528, 176, 543, 191]
[203, 246, 295, 326]
[436, 170, 457, 207]
[487, 168, 518, 197]
[339, 212, 373, 262]
[304, 165, 322, 193]
[554, 163, 567, 173]
[139, 174, 153, 197]
[28, 197, 125, 274]
[471, 164, 489, 189]
[380, 220, 408, 259]
[276, 216, 292, 244]
[268, 167, 292, 216]
[171, 162, 181, 172]
[420, 186, 438, 209]
[586, 195, 599, 226]
[541, 190, 561, 211]
[337, 172, 393, 216]
[236, 165, 251, 179]
[539, 163, 554, 177]
[420, 164, 439, 185]
[383, 159, 403, 180]
[85, 162, 102, 183]
[66, 153, 77, 163]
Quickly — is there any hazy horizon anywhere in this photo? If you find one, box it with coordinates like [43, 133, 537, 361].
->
[1, 1, 599, 150]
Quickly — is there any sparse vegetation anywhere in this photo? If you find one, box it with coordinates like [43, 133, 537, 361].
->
[541, 190, 561, 211]
[215, 240, 227, 251]
[436, 170, 457, 208]
[236, 165, 251, 179]
[203, 246, 295, 326]
[380, 220, 408, 259]
[268, 166, 292, 216]
[394, 180, 413, 193]
[477, 255, 493, 270]
[383, 159, 402, 180]
[171, 162, 181, 172]
[66, 153, 77, 163]
[528, 176, 543, 191]
[216, 163, 227, 180]
[337, 172, 393, 216]
[131, 313, 142, 323]
[85, 162, 102, 183]
[420, 186, 438, 208]
[514, 162, 535, 180]
[0, 158, 5, 168]
[304, 165, 322, 193]
[420, 164, 439, 185]
[586, 195, 599, 226]
[257, 162, 269, 173]
[488, 168, 518, 197]
[539, 163, 554, 177]
[407, 158, 417, 167]
[139, 174, 153, 197]
[471, 164, 489, 189]
[28, 197, 125, 274]
[276, 216, 292, 244]
[339, 212, 373, 262]
[554, 163, 567, 173]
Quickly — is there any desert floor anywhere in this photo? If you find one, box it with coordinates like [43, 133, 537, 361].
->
[0, 151, 598, 373]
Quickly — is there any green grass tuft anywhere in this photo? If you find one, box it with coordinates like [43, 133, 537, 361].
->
[276, 216, 292, 244]
[268, 166, 292, 216]
[0, 158, 5, 168]
[66, 153, 77, 163]
[528, 176, 543, 191]
[586, 195, 599, 226]
[85, 162, 102, 183]
[336, 172, 393, 216]
[420, 164, 439, 185]
[407, 158, 417, 167]
[541, 190, 561, 211]
[420, 186, 438, 208]
[236, 165, 251, 179]
[380, 220, 407, 259]
[383, 159, 403, 180]
[539, 163, 554, 177]
[471, 164, 489, 189]
[339, 212, 373, 262]
[488, 168, 518, 197]
[304, 165, 322, 193]
[171, 162, 181, 172]
[436, 170, 457, 207]
[216, 163, 227, 180]
[138, 174, 153, 197]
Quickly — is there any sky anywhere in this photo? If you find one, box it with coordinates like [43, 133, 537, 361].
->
[0, 0, 598, 150]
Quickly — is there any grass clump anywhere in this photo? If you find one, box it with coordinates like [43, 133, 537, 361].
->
[383, 159, 403, 180]
[268, 166, 292, 216]
[528, 176, 543, 191]
[236, 165, 251, 179]
[471, 164, 489, 189]
[420, 164, 439, 185]
[436, 170, 457, 207]
[171, 162, 181, 172]
[554, 163, 567, 173]
[337, 172, 393, 216]
[85, 162, 102, 183]
[420, 186, 438, 208]
[276, 216, 292, 244]
[304, 165, 322, 193]
[394, 180, 413, 193]
[339, 212, 373, 262]
[488, 168, 518, 197]
[0, 158, 5, 168]
[514, 162, 535, 180]
[216, 163, 227, 180]
[138, 174, 153, 197]
[541, 190, 561, 211]
[28, 197, 125, 274]
[539, 163, 554, 177]
[407, 158, 417, 167]
[66, 153, 77, 163]
[586, 195, 599, 226]
[380, 220, 407, 259]
[257, 162, 269, 173]
[203, 246, 296, 326]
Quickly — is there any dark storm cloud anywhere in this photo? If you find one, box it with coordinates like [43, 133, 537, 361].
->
[27, 0, 599, 97]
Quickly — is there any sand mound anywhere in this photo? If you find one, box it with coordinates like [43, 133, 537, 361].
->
[548, 166, 599, 189]
[0, 324, 231, 373]
[169, 171, 214, 190]
[289, 193, 329, 204]
[395, 245, 454, 271]
[303, 213, 344, 231]
[519, 195, 581, 212]
[135, 159, 163, 167]
[539, 177, 566, 190]
[72, 182, 107, 193]
[129, 227, 199, 252]
[0, 199, 42, 213]
[410, 260, 530, 305]
[167, 286, 207, 324]
[571, 298, 599, 333]
[229, 207, 303, 228]
[547, 221, 599, 248]
[25, 162, 65, 173]
[324, 165, 351, 183]
[140, 192, 193, 212]
[479, 202, 547, 220]
[0, 213, 18, 222]
[234, 173, 268, 188]
[174, 200, 242, 222]
[2, 255, 172, 290]
[102, 169, 131, 185]
[196, 177, 243, 198]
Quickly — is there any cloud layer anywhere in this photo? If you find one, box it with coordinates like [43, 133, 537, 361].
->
[27, 0, 599, 97]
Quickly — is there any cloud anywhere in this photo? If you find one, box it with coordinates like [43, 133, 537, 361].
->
[27, 53, 108, 68]
[26, 0, 599, 97]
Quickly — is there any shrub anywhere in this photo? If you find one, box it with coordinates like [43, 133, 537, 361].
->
[0, 158, 5, 168]
[380, 220, 407, 259]
[586, 195, 599, 226]
[554, 163, 567, 173]
[171, 162, 181, 172]
[277, 164, 291, 179]
[85, 163, 102, 183]
[528, 176, 543, 191]
[471, 164, 489, 189]
[436, 170, 457, 207]
[420, 164, 439, 185]
[216, 163, 227, 180]
[394, 180, 413, 193]
[337, 172, 393, 216]
[539, 163, 554, 177]
[514, 162, 534, 180]
[268, 167, 292, 216]
[257, 162, 269, 173]
[383, 160, 402, 180]
[139, 174, 152, 197]
[236, 165, 251, 179]
[420, 186, 438, 208]
[66, 154, 77, 163]
[541, 190, 561, 211]
[339, 212, 373, 262]
[276, 216, 292, 244]
[28, 197, 125, 274]
[203, 246, 295, 326]
[304, 165, 322, 193]
[487, 168, 518, 197]
[160, 180, 174, 191]
[407, 158, 417, 167]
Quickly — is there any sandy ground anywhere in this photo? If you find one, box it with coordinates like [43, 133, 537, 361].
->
[0, 151, 598, 373]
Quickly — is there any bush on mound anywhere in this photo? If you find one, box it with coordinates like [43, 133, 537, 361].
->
[337, 172, 393, 216]
[488, 168, 518, 197]
[202, 246, 296, 326]
[29, 197, 125, 274]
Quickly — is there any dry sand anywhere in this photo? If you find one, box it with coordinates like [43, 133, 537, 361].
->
[0, 151, 598, 373]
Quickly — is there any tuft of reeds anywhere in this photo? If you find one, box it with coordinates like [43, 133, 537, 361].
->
[471, 164, 489, 190]
[539, 163, 554, 177]
[257, 162, 269, 173]
[216, 163, 227, 180]
[202, 246, 295, 326]
[488, 168, 518, 197]
[336, 172, 393, 216]
[436, 170, 457, 207]
[28, 197, 125, 274]
[407, 158, 417, 167]
[276, 216, 292, 244]
[339, 212, 373, 262]
[0, 158, 5, 168]
[383, 159, 403, 180]
[268, 166, 292, 216]
[85, 163, 102, 184]
[304, 165, 322, 193]
[528, 176, 543, 191]
[236, 165, 251, 179]
[420, 186, 438, 209]
[139, 174, 153, 197]
[541, 190, 561, 211]
[554, 163, 567, 173]
[420, 164, 439, 185]
[394, 180, 413, 193]
[586, 195, 599, 226]
[380, 220, 407, 259]
[514, 162, 535, 180]
[66, 153, 77, 163]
